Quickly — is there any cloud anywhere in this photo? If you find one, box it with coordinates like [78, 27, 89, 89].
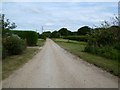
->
[2, 2, 118, 33]
[45, 22, 54, 26]
[2, 0, 119, 2]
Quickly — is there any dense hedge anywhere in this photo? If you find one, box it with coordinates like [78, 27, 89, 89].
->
[62, 35, 88, 42]
[12, 30, 38, 46]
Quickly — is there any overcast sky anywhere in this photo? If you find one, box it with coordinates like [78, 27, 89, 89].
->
[1, 2, 118, 33]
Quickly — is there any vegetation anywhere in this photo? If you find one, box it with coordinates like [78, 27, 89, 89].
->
[2, 39, 45, 79]
[3, 34, 26, 56]
[12, 30, 38, 46]
[52, 16, 120, 76]
[37, 39, 45, 47]
[58, 28, 72, 36]
[47, 16, 120, 61]
[77, 26, 91, 35]
[1, 12, 119, 78]
[1, 14, 44, 79]
[42, 31, 51, 38]
[62, 35, 88, 42]
[85, 26, 120, 60]
[38, 26, 91, 39]
[54, 39, 119, 76]
[51, 31, 60, 38]
[1, 14, 27, 59]
[2, 48, 39, 79]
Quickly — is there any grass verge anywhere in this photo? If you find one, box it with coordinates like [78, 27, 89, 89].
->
[54, 39, 119, 76]
[2, 39, 45, 80]
[37, 39, 45, 47]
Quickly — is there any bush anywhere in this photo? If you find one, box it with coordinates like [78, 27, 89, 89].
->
[85, 45, 120, 60]
[84, 45, 96, 54]
[12, 30, 38, 46]
[3, 34, 26, 55]
[2, 46, 8, 59]
[41, 34, 46, 40]
[63, 35, 88, 42]
[84, 26, 120, 60]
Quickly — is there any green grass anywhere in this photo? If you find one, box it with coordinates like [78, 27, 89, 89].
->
[0, 61, 1, 81]
[54, 39, 119, 76]
[0, 37, 1, 81]
[2, 39, 45, 80]
[37, 39, 45, 47]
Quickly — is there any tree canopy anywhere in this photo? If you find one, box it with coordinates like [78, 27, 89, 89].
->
[77, 26, 91, 35]
[58, 28, 71, 36]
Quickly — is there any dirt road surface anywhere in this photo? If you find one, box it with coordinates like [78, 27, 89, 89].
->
[2, 39, 118, 88]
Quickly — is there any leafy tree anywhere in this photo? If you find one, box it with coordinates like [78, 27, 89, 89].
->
[58, 28, 71, 36]
[42, 31, 51, 38]
[0, 14, 17, 37]
[1, 14, 26, 58]
[51, 31, 60, 38]
[77, 26, 91, 35]
[71, 31, 77, 36]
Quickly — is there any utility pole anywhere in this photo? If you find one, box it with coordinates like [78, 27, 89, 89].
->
[36, 29, 37, 33]
[42, 26, 44, 33]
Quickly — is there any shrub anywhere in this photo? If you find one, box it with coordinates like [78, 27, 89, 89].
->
[3, 34, 26, 55]
[84, 45, 96, 54]
[51, 31, 60, 38]
[2, 46, 8, 59]
[85, 45, 120, 60]
[12, 30, 38, 46]
[84, 26, 120, 60]
[41, 34, 46, 40]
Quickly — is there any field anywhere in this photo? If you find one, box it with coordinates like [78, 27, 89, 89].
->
[54, 39, 119, 76]
[2, 39, 45, 79]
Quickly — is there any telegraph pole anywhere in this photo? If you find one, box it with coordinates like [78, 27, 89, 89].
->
[42, 26, 44, 33]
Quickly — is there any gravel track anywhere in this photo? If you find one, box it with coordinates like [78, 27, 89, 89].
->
[2, 39, 118, 88]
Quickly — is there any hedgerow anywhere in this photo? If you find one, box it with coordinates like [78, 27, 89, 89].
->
[84, 26, 120, 60]
[62, 35, 88, 42]
[12, 30, 38, 46]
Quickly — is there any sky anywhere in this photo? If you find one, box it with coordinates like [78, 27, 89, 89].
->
[1, 1, 118, 33]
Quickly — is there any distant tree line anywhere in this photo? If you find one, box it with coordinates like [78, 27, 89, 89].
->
[38, 15, 120, 60]
[38, 26, 92, 39]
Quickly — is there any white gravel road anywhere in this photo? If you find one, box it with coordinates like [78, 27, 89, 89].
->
[2, 39, 118, 88]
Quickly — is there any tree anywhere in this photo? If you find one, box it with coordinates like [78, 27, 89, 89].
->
[42, 31, 51, 38]
[71, 31, 77, 36]
[0, 14, 17, 37]
[77, 26, 91, 35]
[51, 31, 60, 38]
[1, 14, 26, 58]
[1, 14, 17, 30]
[58, 28, 71, 36]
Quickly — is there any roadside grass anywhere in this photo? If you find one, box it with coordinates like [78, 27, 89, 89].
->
[2, 39, 45, 80]
[0, 37, 2, 81]
[54, 39, 119, 76]
[37, 39, 45, 47]
[0, 60, 1, 81]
